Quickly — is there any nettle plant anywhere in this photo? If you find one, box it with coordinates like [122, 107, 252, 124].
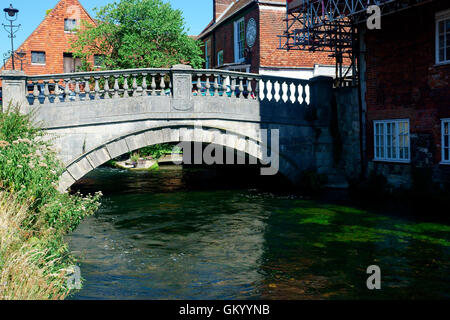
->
[0, 104, 101, 234]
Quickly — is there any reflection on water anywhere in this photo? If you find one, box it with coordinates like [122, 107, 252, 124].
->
[68, 167, 450, 300]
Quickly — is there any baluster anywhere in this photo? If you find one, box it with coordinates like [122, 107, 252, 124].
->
[132, 74, 138, 97]
[247, 77, 253, 100]
[123, 75, 129, 98]
[159, 73, 166, 96]
[74, 78, 81, 101]
[94, 77, 100, 100]
[41, 80, 49, 104]
[151, 74, 157, 96]
[113, 75, 120, 99]
[104, 76, 111, 99]
[282, 81, 288, 102]
[205, 74, 211, 97]
[230, 76, 236, 98]
[291, 83, 297, 104]
[32, 81, 39, 104]
[213, 74, 219, 96]
[54, 79, 61, 102]
[64, 79, 71, 102]
[222, 76, 228, 97]
[255, 78, 260, 100]
[196, 74, 202, 97]
[238, 77, 244, 99]
[84, 77, 91, 100]
[293, 83, 300, 104]
[141, 73, 148, 96]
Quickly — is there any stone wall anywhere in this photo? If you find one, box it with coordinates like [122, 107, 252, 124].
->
[334, 87, 361, 181]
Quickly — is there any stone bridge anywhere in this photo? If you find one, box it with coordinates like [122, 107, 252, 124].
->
[1, 65, 351, 191]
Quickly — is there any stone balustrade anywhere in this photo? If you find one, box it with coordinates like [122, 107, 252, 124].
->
[2, 65, 311, 107]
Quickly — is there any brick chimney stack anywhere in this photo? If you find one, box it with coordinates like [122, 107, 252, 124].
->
[214, 0, 234, 22]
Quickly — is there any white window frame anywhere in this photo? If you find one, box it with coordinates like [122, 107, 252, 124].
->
[234, 17, 245, 63]
[205, 40, 210, 69]
[442, 118, 450, 164]
[217, 50, 224, 67]
[374, 119, 411, 163]
[435, 9, 450, 65]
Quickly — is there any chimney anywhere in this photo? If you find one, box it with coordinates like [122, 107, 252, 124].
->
[214, 0, 234, 22]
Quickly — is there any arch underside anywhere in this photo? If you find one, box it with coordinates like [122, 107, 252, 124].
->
[58, 125, 299, 192]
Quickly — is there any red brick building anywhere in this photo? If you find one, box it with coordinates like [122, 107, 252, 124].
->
[198, 0, 337, 79]
[2, 0, 97, 75]
[362, 0, 450, 188]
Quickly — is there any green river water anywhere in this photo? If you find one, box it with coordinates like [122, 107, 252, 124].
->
[67, 166, 450, 300]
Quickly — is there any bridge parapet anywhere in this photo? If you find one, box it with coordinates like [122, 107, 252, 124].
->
[1, 65, 311, 109]
[0, 67, 350, 190]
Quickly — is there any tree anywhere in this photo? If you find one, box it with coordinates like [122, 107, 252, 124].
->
[71, 0, 204, 70]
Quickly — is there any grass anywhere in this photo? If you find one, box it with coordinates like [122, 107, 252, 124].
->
[0, 104, 101, 300]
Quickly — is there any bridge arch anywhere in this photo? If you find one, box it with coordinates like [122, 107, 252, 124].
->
[58, 124, 300, 191]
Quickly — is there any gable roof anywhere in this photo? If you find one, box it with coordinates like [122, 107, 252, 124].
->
[198, 0, 256, 39]
[2, 0, 97, 70]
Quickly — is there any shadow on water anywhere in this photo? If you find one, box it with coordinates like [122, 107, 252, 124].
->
[67, 166, 450, 300]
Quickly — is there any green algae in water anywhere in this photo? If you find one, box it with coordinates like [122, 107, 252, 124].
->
[322, 225, 450, 247]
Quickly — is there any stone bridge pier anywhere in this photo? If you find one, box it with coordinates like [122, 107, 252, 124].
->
[1, 65, 358, 191]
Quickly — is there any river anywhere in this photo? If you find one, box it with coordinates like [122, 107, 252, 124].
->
[67, 166, 450, 300]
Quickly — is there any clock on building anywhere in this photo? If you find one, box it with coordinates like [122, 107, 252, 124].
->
[246, 18, 257, 48]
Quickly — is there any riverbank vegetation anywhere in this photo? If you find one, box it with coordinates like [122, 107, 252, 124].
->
[0, 105, 101, 300]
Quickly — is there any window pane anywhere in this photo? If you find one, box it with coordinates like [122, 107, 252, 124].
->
[446, 20, 450, 32]
[65, 19, 77, 31]
[439, 21, 444, 34]
[31, 51, 45, 64]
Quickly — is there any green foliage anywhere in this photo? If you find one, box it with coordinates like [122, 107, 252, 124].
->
[0, 104, 101, 298]
[0, 105, 101, 232]
[71, 0, 204, 70]
[139, 143, 181, 160]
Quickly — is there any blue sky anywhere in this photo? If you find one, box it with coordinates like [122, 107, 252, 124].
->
[0, 0, 212, 58]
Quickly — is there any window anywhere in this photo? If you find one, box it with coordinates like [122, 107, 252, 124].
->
[94, 54, 105, 68]
[436, 10, 450, 64]
[374, 119, 410, 162]
[205, 40, 210, 69]
[234, 18, 245, 63]
[442, 119, 450, 164]
[217, 50, 224, 66]
[31, 51, 46, 65]
[63, 53, 81, 73]
[64, 19, 77, 32]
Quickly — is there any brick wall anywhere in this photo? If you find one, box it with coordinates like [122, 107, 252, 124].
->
[214, 0, 234, 21]
[201, 2, 335, 73]
[2, 0, 96, 75]
[258, 6, 334, 68]
[364, 0, 450, 186]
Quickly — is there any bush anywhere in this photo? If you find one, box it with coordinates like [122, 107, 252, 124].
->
[0, 104, 101, 300]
